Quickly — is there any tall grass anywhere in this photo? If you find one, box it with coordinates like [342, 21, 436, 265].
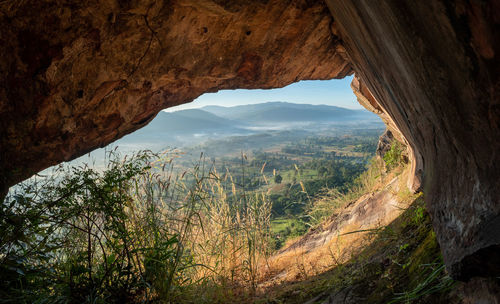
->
[180, 157, 273, 299]
[307, 158, 384, 226]
[0, 151, 273, 303]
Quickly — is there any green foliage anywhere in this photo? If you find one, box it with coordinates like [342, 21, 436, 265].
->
[267, 160, 368, 219]
[307, 158, 383, 226]
[413, 206, 426, 225]
[0, 150, 277, 303]
[383, 141, 404, 170]
[265, 196, 457, 304]
[271, 218, 307, 249]
[0, 151, 199, 303]
[389, 264, 455, 304]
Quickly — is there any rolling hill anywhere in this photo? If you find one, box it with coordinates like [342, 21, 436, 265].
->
[110, 102, 382, 152]
[202, 102, 378, 123]
[137, 109, 243, 133]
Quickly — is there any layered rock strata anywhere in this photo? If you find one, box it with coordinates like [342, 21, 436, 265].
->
[351, 76, 422, 192]
[325, 0, 500, 280]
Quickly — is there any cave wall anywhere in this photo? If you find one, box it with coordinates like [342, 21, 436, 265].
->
[325, 0, 500, 280]
[351, 76, 423, 192]
[0, 0, 351, 195]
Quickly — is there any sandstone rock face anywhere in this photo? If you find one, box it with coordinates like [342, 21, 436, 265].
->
[0, 0, 351, 194]
[325, 0, 500, 280]
[279, 176, 404, 256]
[351, 75, 423, 192]
[266, 175, 408, 285]
[1, 0, 499, 284]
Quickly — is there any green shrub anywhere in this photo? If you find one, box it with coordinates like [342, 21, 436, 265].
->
[383, 141, 404, 170]
[0, 150, 276, 303]
[0, 151, 197, 303]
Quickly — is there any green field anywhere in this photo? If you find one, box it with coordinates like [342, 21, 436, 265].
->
[271, 217, 308, 249]
[173, 128, 383, 249]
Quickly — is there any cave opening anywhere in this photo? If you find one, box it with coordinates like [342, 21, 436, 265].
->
[3, 76, 401, 302]
[1, 0, 500, 301]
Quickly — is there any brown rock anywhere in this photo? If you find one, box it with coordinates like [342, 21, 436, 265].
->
[376, 129, 394, 160]
[352, 75, 422, 192]
[0, 0, 351, 193]
[325, 0, 500, 280]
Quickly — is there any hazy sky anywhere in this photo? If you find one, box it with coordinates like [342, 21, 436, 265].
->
[165, 76, 360, 112]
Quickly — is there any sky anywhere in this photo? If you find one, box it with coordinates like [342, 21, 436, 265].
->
[165, 76, 361, 112]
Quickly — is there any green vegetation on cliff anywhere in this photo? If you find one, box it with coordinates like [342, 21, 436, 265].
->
[262, 195, 457, 304]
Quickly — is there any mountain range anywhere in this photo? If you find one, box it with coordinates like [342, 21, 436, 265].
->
[114, 102, 382, 150]
[201, 102, 375, 123]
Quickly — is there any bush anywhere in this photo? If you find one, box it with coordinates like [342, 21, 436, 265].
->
[0, 151, 197, 303]
[383, 141, 404, 170]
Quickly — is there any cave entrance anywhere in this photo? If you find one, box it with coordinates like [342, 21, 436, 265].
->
[4, 73, 394, 301]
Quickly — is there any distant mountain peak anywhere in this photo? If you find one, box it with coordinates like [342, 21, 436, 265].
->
[114, 101, 382, 150]
[200, 101, 376, 123]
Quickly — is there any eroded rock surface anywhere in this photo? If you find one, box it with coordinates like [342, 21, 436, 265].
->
[263, 175, 407, 286]
[375, 130, 393, 160]
[325, 0, 500, 280]
[352, 76, 422, 192]
[0, 0, 351, 194]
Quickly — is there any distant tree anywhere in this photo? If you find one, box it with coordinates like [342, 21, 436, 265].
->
[274, 174, 283, 184]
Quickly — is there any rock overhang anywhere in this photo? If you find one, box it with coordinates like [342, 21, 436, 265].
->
[1, 0, 499, 283]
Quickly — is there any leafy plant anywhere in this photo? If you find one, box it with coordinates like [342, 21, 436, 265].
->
[0, 151, 200, 303]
